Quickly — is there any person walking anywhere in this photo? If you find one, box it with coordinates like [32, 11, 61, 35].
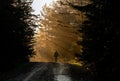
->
[54, 51, 59, 62]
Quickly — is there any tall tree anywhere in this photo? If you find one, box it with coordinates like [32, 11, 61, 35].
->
[0, 0, 35, 72]
[30, 1, 85, 63]
[67, 0, 120, 81]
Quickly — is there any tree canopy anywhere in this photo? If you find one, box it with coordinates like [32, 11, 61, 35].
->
[67, 0, 119, 81]
[30, 1, 86, 63]
[0, 0, 35, 72]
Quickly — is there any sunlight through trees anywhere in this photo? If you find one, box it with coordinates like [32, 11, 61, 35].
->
[30, 0, 90, 63]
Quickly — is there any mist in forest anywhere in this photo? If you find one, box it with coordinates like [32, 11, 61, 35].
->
[30, 0, 91, 63]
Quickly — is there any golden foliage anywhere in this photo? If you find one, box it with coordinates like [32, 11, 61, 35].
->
[30, 0, 90, 63]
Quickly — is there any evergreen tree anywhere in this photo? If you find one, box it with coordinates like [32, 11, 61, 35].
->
[0, 0, 35, 72]
[68, 0, 119, 81]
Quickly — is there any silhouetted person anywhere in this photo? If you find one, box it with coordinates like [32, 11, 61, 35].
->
[54, 51, 59, 62]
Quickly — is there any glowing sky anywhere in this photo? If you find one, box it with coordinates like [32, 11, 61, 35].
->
[31, 0, 57, 15]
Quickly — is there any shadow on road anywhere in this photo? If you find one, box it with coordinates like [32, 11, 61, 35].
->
[0, 62, 95, 81]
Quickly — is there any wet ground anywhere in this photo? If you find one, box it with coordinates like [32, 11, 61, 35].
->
[0, 62, 94, 81]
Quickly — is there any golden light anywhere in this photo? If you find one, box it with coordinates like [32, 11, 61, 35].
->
[30, 0, 91, 65]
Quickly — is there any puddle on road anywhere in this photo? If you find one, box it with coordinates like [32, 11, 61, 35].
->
[53, 63, 72, 81]
[54, 75, 72, 81]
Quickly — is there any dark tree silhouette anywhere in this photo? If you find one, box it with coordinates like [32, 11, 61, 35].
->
[69, 0, 120, 81]
[0, 0, 35, 72]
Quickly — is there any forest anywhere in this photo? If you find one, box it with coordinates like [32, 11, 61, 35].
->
[0, 0, 119, 81]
